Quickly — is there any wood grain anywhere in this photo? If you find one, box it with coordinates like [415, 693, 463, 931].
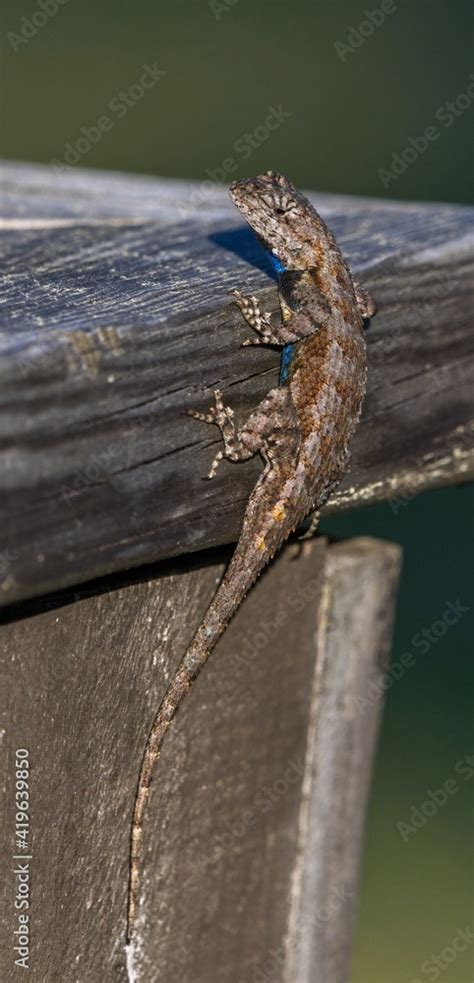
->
[0, 535, 401, 982]
[0, 162, 472, 605]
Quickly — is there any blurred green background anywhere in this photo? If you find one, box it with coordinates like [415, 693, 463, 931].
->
[2, 0, 472, 979]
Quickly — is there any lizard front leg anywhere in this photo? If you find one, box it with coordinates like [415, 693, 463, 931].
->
[229, 289, 283, 346]
[230, 268, 332, 346]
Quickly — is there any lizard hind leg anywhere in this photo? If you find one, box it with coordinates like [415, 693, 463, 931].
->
[189, 386, 299, 479]
[299, 508, 320, 541]
[188, 389, 235, 478]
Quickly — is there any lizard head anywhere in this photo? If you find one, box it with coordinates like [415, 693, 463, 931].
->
[229, 171, 327, 270]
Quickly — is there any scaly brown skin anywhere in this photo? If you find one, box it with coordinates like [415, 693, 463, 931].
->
[127, 171, 377, 942]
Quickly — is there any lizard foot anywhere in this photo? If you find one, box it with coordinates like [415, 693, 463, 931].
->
[354, 282, 377, 320]
[298, 509, 320, 541]
[187, 390, 236, 479]
[288, 510, 321, 559]
[187, 389, 233, 427]
[229, 288, 275, 345]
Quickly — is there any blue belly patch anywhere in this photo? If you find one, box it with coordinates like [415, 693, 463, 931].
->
[270, 255, 286, 275]
[280, 342, 295, 384]
[266, 253, 293, 383]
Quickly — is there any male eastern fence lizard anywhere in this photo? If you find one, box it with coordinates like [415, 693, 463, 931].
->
[127, 171, 377, 942]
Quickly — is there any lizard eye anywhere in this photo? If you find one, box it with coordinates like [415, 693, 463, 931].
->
[261, 192, 297, 215]
[277, 195, 297, 215]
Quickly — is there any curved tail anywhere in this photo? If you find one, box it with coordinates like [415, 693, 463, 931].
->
[126, 513, 290, 941]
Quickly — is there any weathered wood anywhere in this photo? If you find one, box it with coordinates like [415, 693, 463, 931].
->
[0, 535, 401, 982]
[0, 161, 472, 605]
[283, 538, 401, 983]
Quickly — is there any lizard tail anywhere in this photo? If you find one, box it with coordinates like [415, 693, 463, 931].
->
[127, 517, 290, 941]
[127, 659, 194, 941]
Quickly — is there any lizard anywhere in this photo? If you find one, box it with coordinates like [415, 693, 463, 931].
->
[127, 170, 377, 942]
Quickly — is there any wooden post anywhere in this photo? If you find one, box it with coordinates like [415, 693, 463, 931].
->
[1, 537, 400, 981]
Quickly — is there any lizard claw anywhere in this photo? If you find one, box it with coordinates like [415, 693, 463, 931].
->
[229, 289, 259, 314]
[187, 389, 232, 428]
[229, 289, 249, 315]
